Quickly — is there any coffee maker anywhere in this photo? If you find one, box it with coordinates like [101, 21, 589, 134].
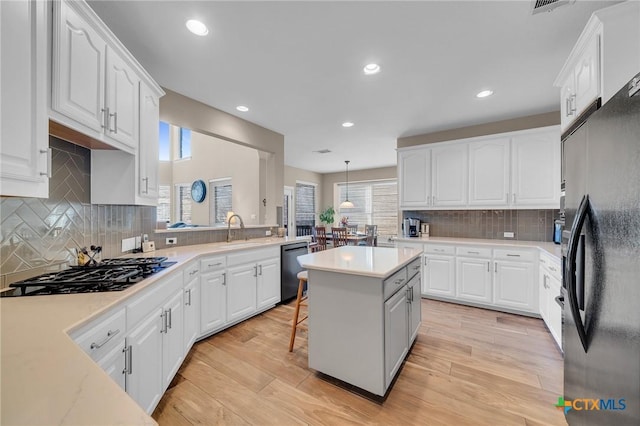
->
[403, 218, 420, 237]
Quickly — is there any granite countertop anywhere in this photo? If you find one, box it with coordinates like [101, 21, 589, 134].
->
[393, 236, 562, 262]
[297, 245, 422, 278]
[0, 237, 307, 426]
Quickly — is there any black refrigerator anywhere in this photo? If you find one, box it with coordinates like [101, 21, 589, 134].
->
[561, 72, 640, 426]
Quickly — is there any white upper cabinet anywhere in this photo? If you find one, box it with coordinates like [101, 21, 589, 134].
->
[52, 0, 106, 134]
[51, 0, 164, 155]
[398, 126, 560, 210]
[0, 0, 49, 198]
[510, 128, 560, 208]
[468, 138, 510, 206]
[398, 148, 431, 208]
[138, 84, 160, 200]
[555, 1, 640, 132]
[432, 144, 468, 207]
[105, 49, 139, 150]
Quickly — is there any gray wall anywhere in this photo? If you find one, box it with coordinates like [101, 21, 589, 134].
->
[321, 166, 397, 211]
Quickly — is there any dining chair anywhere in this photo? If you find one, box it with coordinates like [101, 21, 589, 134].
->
[331, 227, 348, 247]
[363, 224, 377, 246]
[347, 224, 358, 234]
[314, 226, 327, 251]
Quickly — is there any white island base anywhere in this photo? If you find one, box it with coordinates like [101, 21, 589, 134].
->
[297, 246, 422, 396]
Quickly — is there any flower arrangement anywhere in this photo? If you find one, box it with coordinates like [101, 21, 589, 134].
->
[340, 216, 349, 226]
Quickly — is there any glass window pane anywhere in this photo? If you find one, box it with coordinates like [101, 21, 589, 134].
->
[176, 184, 192, 224]
[211, 179, 233, 225]
[157, 185, 171, 222]
[295, 183, 316, 228]
[159, 121, 170, 161]
[336, 180, 398, 239]
[180, 128, 192, 158]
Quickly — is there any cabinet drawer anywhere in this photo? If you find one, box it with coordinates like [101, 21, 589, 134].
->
[73, 307, 126, 361]
[406, 257, 422, 280]
[456, 246, 492, 258]
[227, 247, 280, 266]
[183, 262, 201, 281]
[424, 244, 455, 255]
[200, 255, 226, 273]
[493, 248, 534, 262]
[384, 267, 408, 301]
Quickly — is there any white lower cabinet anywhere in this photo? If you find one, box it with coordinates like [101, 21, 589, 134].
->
[384, 286, 409, 384]
[257, 257, 280, 309]
[200, 269, 227, 334]
[226, 264, 258, 323]
[456, 257, 492, 303]
[493, 260, 536, 313]
[423, 254, 455, 297]
[125, 308, 163, 414]
[161, 290, 185, 388]
[97, 344, 126, 390]
[408, 273, 422, 345]
[539, 253, 563, 349]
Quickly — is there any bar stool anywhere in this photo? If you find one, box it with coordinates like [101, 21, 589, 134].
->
[288, 270, 308, 352]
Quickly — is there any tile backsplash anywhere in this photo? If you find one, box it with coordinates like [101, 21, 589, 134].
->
[0, 137, 271, 288]
[404, 209, 559, 242]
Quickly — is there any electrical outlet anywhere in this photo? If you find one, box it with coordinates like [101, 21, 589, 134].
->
[166, 237, 177, 245]
[265, 230, 272, 236]
[503, 232, 515, 238]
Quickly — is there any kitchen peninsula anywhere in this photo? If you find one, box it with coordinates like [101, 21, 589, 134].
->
[297, 246, 422, 396]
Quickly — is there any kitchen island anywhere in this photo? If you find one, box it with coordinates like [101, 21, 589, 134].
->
[297, 245, 422, 396]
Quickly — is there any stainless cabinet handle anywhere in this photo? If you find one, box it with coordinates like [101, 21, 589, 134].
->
[424, 257, 428, 266]
[253, 266, 258, 277]
[494, 262, 497, 273]
[101, 108, 108, 129]
[568, 94, 576, 115]
[189, 269, 199, 276]
[468, 251, 479, 254]
[142, 177, 149, 194]
[208, 262, 222, 267]
[434, 248, 444, 252]
[90, 329, 120, 350]
[565, 97, 572, 117]
[167, 308, 172, 330]
[185, 288, 192, 306]
[406, 288, 411, 304]
[413, 265, 420, 271]
[258, 264, 263, 276]
[487, 262, 490, 272]
[395, 278, 405, 285]
[222, 272, 226, 285]
[39, 148, 52, 177]
[123, 345, 133, 375]
[109, 111, 118, 133]
[160, 311, 166, 333]
[549, 266, 557, 272]
[506, 254, 521, 257]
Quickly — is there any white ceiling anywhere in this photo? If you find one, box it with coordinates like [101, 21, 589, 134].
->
[88, 0, 619, 173]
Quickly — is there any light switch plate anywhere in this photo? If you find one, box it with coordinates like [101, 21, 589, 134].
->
[503, 232, 515, 238]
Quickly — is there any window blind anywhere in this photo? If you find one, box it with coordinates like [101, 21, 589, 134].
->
[337, 180, 397, 238]
[296, 183, 316, 227]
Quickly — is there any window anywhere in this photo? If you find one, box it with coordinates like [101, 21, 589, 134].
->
[210, 179, 233, 226]
[175, 184, 192, 224]
[337, 179, 398, 240]
[159, 121, 171, 161]
[179, 127, 191, 158]
[295, 182, 316, 232]
[157, 185, 171, 222]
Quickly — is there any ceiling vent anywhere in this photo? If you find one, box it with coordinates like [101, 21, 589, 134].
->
[531, 0, 570, 14]
[313, 149, 332, 154]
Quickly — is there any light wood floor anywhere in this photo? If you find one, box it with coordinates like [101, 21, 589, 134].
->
[153, 298, 567, 426]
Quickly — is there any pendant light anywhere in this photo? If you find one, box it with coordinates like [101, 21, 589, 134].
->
[340, 160, 354, 209]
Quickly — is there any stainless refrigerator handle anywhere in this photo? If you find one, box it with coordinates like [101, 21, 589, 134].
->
[565, 194, 590, 352]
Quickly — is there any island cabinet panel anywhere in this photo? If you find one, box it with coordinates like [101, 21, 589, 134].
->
[384, 288, 409, 383]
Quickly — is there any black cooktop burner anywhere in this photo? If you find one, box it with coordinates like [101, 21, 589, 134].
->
[1, 257, 177, 297]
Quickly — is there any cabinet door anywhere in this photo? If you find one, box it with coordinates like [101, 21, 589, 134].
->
[573, 31, 600, 116]
[162, 290, 184, 390]
[384, 287, 409, 386]
[257, 257, 281, 309]
[468, 138, 510, 206]
[0, 0, 48, 198]
[423, 255, 455, 297]
[226, 264, 258, 323]
[547, 274, 563, 349]
[138, 84, 159, 200]
[398, 149, 431, 207]
[106, 49, 139, 150]
[126, 309, 163, 414]
[560, 73, 576, 132]
[97, 343, 126, 391]
[432, 144, 468, 207]
[511, 130, 560, 208]
[408, 275, 421, 345]
[539, 268, 550, 323]
[200, 271, 227, 334]
[183, 274, 200, 351]
[52, 0, 106, 133]
[494, 260, 536, 312]
[456, 257, 492, 303]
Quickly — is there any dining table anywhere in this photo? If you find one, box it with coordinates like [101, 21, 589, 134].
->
[325, 232, 369, 246]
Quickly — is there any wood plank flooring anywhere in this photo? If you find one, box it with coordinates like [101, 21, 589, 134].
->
[153, 299, 567, 425]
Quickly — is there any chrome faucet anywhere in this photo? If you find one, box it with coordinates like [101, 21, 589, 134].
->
[226, 214, 246, 242]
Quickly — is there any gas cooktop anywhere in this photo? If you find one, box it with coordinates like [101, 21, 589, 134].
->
[1, 257, 177, 297]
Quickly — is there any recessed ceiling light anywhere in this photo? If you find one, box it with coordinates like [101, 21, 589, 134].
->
[342, 122, 354, 128]
[476, 90, 494, 98]
[186, 19, 209, 36]
[363, 63, 381, 75]
[236, 105, 249, 112]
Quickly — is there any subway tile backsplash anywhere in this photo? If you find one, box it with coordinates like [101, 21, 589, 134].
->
[404, 209, 559, 242]
[0, 137, 271, 288]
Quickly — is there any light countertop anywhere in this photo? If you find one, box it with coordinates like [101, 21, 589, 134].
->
[393, 236, 562, 262]
[0, 237, 307, 426]
[297, 246, 422, 278]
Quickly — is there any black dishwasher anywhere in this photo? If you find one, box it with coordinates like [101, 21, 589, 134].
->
[280, 242, 308, 303]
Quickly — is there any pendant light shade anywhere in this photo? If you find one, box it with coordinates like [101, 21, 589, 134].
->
[339, 160, 354, 209]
